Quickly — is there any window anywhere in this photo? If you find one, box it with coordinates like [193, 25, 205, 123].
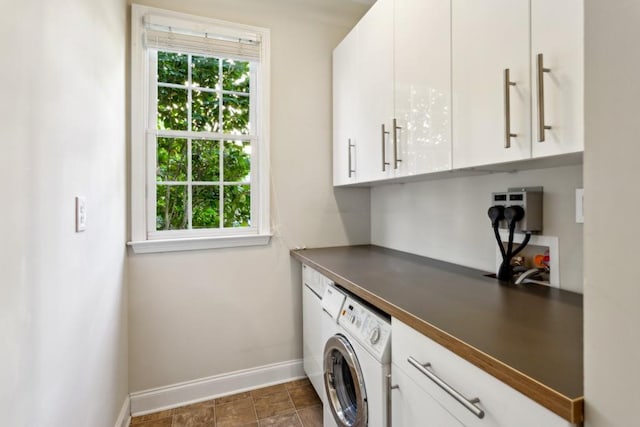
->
[130, 5, 271, 253]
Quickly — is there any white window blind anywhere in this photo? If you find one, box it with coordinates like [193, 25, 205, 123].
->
[143, 16, 261, 62]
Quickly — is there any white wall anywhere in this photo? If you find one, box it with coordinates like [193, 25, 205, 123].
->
[372, 165, 584, 293]
[584, 1, 640, 425]
[128, 0, 371, 392]
[0, 0, 128, 426]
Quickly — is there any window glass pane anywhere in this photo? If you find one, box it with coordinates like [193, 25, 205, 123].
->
[222, 94, 250, 134]
[222, 59, 250, 93]
[157, 138, 187, 182]
[223, 185, 251, 227]
[223, 140, 251, 182]
[192, 186, 220, 229]
[192, 139, 220, 182]
[156, 185, 187, 230]
[158, 52, 188, 85]
[192, 55, 219, 89]
[158, 87, 188, 130]
[192, 90, 220, 132]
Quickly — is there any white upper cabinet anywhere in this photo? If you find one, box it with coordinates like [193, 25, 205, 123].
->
[334, 0, 583, 185]
[333, 0, 451, 186]
[332, 0, 393, 186]
[452, 0, 531, 169]
[355, 0, 395, 183]
[531, 0, 584, 158]
[452, 0, 584, 169]
[333, 28, 359, 186]
[395, 0, 452, 175]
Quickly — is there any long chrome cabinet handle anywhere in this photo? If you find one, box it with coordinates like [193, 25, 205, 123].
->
[381, 124, 390, 171]
[348, 139, 355, 178]
[503, 69, 517, 148]
[536, 53, 552, 142]
[386, 373, 399, 427]
[407, 356, 485, 419]
[393, 118, 402, 169]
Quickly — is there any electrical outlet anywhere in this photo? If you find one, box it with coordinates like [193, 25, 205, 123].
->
[76, 196, 87, 232]
[575, 188, 584, 224]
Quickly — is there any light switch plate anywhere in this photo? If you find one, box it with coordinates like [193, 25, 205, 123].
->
[76, 196, 87, 232]
[575, 188, 584, 224]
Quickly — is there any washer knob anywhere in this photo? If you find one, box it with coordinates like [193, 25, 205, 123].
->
[369, 327, 380, 344]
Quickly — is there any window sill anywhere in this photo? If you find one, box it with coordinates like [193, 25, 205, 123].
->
[127, 233, 272, 254]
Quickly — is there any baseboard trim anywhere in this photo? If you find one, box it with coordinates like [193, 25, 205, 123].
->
[115, 395, 131, 427]
[130, 359, 304, 415]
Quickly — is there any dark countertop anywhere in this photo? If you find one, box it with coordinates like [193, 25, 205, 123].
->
[291, 245, 583, 423]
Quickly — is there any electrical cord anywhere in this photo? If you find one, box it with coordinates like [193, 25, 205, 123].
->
[510, 232, 532, 258]
[489, 205, 531, 283]
[504, 206, 525, 259]
[493, 226, 506, 259]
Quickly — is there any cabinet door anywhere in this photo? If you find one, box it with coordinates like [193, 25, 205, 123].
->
[354, 0, 394, 182]
[395, 0, 452, 175]
[391, 364, 463, 427]
[302, 284, 324, 397]
[452, 0, 531, 169]
[333, 28, 359, 186]
[392, 319, 575, 427]
[531, 0, 584, 157]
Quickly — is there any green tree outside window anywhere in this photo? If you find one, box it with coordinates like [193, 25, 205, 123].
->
[156, 51, 252, 231]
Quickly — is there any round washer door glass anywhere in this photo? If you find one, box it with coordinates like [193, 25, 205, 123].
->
[323, 334, 367, 427]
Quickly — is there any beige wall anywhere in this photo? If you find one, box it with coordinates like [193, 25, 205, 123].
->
[584, 1, 640, 425]
[0, 0, 128, 426]
[127, 0, 371, 392]
[372, 165, 584, 293]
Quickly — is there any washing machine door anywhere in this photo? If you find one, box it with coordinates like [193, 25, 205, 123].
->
[323, 334, 367, 427]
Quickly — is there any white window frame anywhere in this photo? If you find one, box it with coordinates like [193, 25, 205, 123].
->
[129, 4, 271, 253]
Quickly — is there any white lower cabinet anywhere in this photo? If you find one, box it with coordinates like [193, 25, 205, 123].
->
[302, 283, 323, 396]
[301, 265, 329, 399]
[391, 318, 575, 427]
[391, 362, 463, 427]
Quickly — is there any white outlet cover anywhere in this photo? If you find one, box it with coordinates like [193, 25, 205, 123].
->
[76, 196, 87, 232]
[496, 231, 560, 288]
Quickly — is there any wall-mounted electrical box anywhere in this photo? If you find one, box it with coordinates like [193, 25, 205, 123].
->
[491, 187, 543, 233]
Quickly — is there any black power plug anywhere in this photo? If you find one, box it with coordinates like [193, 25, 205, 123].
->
[504, 205, 525, 225]
[487, 205, 505, 227]
[488, 206, 506, 259]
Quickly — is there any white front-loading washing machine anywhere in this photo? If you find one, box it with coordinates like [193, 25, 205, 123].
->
[320, 282, 347, 410]
[321, 285, 391, 427]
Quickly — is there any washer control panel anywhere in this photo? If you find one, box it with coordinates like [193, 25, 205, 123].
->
[339, 296, 391, 363]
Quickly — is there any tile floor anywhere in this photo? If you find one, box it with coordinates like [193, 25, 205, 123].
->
[130, 378, 323, 427]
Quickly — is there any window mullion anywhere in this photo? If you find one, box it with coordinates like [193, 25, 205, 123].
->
[187, 54, 193, 230]
[218, 59, 224, 229]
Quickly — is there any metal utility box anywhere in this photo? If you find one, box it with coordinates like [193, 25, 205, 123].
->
[490, 187, 543, 233]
